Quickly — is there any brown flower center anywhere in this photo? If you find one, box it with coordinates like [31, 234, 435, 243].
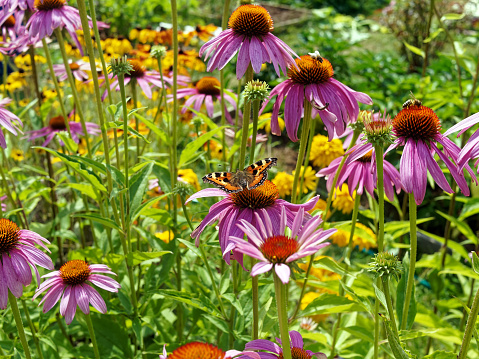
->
[34, 0, 65, 11]
[230, 180, 279, 209]
[128, 59, 146, 78]
[358, 150, 373, 163]
[278, 347, 312, 359]
[49, 115, 67, 130]
[228, 5, 274, 37]
[0, 219, 20, 254]
[288, 55, 334, 85]
[168, 342, 227, 359]
[196, 77, 221, 96]
[60, 260, 91, 286]
[69, 63, 80, 71]
[392, 105, 441, 142]
[261, 235, 299, 264]
[4, 15, 15, 28]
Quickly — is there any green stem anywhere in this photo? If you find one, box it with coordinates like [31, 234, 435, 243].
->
[381, 276, 399, 338]
[401, 192, 417, 330]
[8, 292, 32, 359]
[131, 79, 140, 163]
[252, 257, 259, 340]
[21, 300, 43, 359]
[374, 144, 385, 253]
[274, 273, 292, 359]
[374, 283, 380, 359]
[219, 0, 231, 164]
[458, 283, 479, 359]
[329, 193, 360, 358]
[323, 129, 361, 221]
[249, 99, 260, 162]
[84, 314, 100, 359]
[291, 99, 312, 204]
[299, 118, 316, 197]
[54, 28, 92, 156]
[238, 66, 254, 169]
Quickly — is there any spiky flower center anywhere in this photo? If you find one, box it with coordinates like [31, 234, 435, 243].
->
[0, 219, 20, 254]
[278, 347, 312, 359]
[196, 77, 221, 96]
[4, 15, 15, 28]
[230, 180, 279, 209]
[228, 5, 273, 37]
[49, 115, 67, 130]
[288, 55, 334, 85]
[69, 63, 80, 71]
[168, 342, 227, 359]
[60, 260, 91, 286]
[261, 235, 298, 264]
[392, 105, 441, 141]
[34, 0, 65, 11]
[127, 59, 146, 78]
[358, 150, 373, 163]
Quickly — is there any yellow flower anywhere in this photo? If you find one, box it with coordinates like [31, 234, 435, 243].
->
[0, 72, 27, 92]
[330, 223, 377, 251]
[129, 28, 140, 40]
[65, 43, 82, 58]
[14, 54, 46, 71]
[155, 230, 174, 244]
[331, 184, 355, 214]
[272, 172, 293, 198]
[178, 169, 201, 191]
[292, 166, 317, 194]
[330, 228, 349, 247]
[206, 140, 226, 160]
[309, 134, 344, 168]
[353, 223, 377, 251]
[308, 198, 327, 213]
[258, 113, 285, 134]
[10, 149, 24, 162]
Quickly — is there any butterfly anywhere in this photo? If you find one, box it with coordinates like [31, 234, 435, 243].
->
[202, 158, 278, 193]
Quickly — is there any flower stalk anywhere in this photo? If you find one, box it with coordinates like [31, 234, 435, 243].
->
[9, 292, 32, 359]
[84, 314, 101, 359]
[458, 283, 479, 359]
[238, 65, 254, 169]
[274, 272, 292, 359]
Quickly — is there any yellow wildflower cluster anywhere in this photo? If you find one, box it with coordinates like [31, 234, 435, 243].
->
[155, 230, 174, 244]
[14, 54, 46, 71]
[331, 184, 356, 214]
[309, 134, 344, 168]
[0, 72, 27, 93]
[257, 113, 285, 134]
[178, 169, 201, 191]
[331, 223, 377, 251]
[272, 166, 317, 198]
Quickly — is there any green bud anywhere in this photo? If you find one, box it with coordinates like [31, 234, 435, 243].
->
[150, 45, 167, 59]
[369, 252, 402, 281]
[173, 181, 194, 198]
[108, 56, 133, 76]
[243, 80, 270, 103]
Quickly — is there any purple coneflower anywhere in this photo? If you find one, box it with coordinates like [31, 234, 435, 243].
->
[172, 76, 239, 124]
[225, 128, 267, 145]
[186, 180, 319, 265]
[26, 0, 82, 40]
[33, 260, 120, 324]
[390, 103, 472, 205]
[0, 0, 34, 11]
[25, 114, 100, 146]
[444, 111, 479, 169]
[226, 207, 334, 284]
[0, 98, 22, 149]
[0, 218, 54, 309]
[102, 59, 188, 100]
[200, 4, 298, 79]
[0, 12, 25, 41]
[159, 342, 260, 359]
[240, 330, 327, 359]
[317, 143, 402, 201]
[260, 52, 372, 142]
[52, 59, 91, 82]
[0, 195, 6, 212]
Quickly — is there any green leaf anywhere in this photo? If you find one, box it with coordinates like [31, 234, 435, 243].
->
[135, 113, 170, 145]
[127, 250, 171, 266]
[57, 132, 78, 153]
[441, 13, 465, 21]
[472, 252, 479, 275]
[459, 198, 479, 220]
[36, 147, 106, 192]
[342, 325, 374, 343]
[178, 126, 229, 167]
[91, 316, 133, 357]
[155, 289, 222, 317]
[67, 183, 99, 201]
[403, 41, 425, 58]
[437, 210, 477, 245]
[418, 229, 470, 260]
[381, 315, 409, 359]
[374, 282, 388, 310]
[314, 256, 356, 278]
[396, 254, 416, 330]
[424, 28, 444, 43]
[423, 351, 457, 359]
[302, 293, 365, 315]
[73, 213, 123, 233]
[127, 125, 150, 143]
[130, 193, 170, 222]
[129, 162, 154, 219]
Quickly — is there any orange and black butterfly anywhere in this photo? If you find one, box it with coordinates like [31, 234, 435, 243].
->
[202, 158, 277, 193]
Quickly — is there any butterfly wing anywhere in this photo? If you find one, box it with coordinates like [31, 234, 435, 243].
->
[243, 158, 278, 190]
[202, 172, 243, 193]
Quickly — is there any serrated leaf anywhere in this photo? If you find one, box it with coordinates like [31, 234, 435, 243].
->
[127, 251, 171, 266]
[381, 315, 409, 359]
